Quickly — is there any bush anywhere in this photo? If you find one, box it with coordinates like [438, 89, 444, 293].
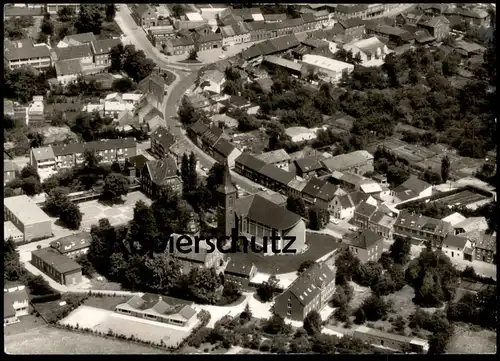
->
[259, 339, 271, 352]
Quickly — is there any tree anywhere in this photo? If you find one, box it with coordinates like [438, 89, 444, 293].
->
[40, 13, 54, 36]
[187, 267, 222, 304]
[256, 275, 280, 302]
[112, 77, 136, 93]
[45, 187, 71, 216]
[27, 274, 54, 295]
[4, 239, 25, 282]
[57, 5, 76, 22]
[88, 219, 120, 275]
[105, 4, 117, 21]
[59, 202, 82, 230]
[75, 4, 104, 34]
[102, 173, 129, 202]
[389, 236, 412, 265]
[4, 67, 50, 103]
[188, 152, 198, 192]
[240, 303, 252, 322]
[423, 169, 442, 185]
[143, 253, 182, 294]
[188, 48, 198, 61]
[178, 96, 197, 125]
[289, 334, 312, 353]
[128, 200, 159, 255]
[303, 310, 322, 335]
[21, 176, 42, 196]
[75, 254, 95, 277]
[354, 261, 383, 287]
[331, 283, 353, 307]
[441, 155, 450, 183]
[297, 260, 316, 275]
[386, 165, 409, 187]
[308, 207, 328, 230]
[171, 4, 184, 18]
[353, 308, 366, 324]
[28, 132, 44, 148]
[122, 46, 156, 82]
[286, 195, 307, 218]
[263, 314, 292, 335]
[378, 251, 393, 269]
[334, 305, 350, 322]
[360, 294, 390, 321]
[334, 248, 360, 284]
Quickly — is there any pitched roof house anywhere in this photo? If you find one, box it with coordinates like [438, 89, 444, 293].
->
[274, 262, 336, 320]
[346, 229, 384, 263]
[141, 156, 182, 198]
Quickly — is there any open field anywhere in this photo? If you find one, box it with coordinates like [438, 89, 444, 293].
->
[448, 323, 496, 354]
[78, 191, 152, 231]
[83, 296, 130, 311]
[5, 326, 170, 354]
[60, 305, 197, 347]
[3, 315, 47, 337]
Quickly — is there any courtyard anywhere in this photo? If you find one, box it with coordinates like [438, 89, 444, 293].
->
[59, 305, 197, 348]
[78, 191, 152, 231]
[228, 232, 343, 274]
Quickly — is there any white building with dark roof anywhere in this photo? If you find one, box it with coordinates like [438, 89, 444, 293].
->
[4, 38, 52, 70]
[4, 195, 52, 241]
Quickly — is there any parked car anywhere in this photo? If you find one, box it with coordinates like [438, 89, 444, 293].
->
[258, 186, 266, 191]
[331, 218, 339, 225]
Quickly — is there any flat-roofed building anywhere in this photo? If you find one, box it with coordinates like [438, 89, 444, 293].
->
[31, 247, 82, 286]
[301, 54, 354, 82]
[4, 221, 24, 242]
[354, 325, 428, 353]
[4, 195, 52, 241]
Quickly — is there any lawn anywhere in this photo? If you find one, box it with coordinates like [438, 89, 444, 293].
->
[229, 232, 342, 274]
[83, 296, 130, 310]
[4, 326, 171, 354]
[448, 323, 496, 354]
[3, 315, 47, 337]
[32, 294, 88, 324]
[181, 342, 229, 354]
[89, 278, 123, 291]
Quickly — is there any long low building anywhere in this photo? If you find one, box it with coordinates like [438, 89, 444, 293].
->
[31, 247, 82, 286]
[301, 54, 354, 82]
[4, 195, 52, 242]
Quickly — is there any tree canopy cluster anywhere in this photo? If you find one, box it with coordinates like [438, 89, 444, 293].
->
[45, 187, 82, 229]
[109, 44, 156, 83]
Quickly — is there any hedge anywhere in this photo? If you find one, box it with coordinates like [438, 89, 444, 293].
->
[31, 292, 62, 303]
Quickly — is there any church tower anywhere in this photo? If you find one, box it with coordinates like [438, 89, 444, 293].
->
[216, 161, 238, 237]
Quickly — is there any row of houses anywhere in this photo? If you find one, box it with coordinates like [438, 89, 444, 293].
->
[29, 138, 138, 172]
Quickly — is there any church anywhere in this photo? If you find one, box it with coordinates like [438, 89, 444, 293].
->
[216, 162, 307, 255]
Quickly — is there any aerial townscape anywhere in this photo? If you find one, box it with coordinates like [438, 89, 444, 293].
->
[3, 2, 497, 355]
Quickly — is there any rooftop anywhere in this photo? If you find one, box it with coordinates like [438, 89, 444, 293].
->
[50, 232, 92, 254]
[4, 195, 51, 225]
[348, 229, 383, 249]
[396, 211, 454, 236]
[235, 152, 267, 173]
[31, 247, 82, 274]
[55, 59, 83, 77]
[236, 194, 303, 231]
[4, 221, 23, 240]
[256, 149, 290, 165]
[4, 38, 51, 61]
[263, 55, 303, 72]
[302, 54, 354, 73]
[441, 212, 467, 226]
[321, 150, 373, 172]
[55, 44, 93, 61]
[285, 263, 335, 306]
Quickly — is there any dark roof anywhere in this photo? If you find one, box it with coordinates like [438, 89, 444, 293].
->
[134, 4, 154, 17]
[145, 157, 179, 185]
[442, 235, 468, 249]
[85, 138, 136, 152]
[4, 287, 29, 317]
[301, 13, 316, 23]
[55, 44, 93, 61]
[151, 126, 175, 150]
[4, 6, 43, 17]
[336, 5, 368, 14]
[235, 153, 266, 173]
[302, 178, 326, 198]
[189, 119, 209, 136]
[396, 211, 454, 236]
[196, 33, 223, 44]
[55, 59, 83, 76]
[91, 38, 121, 55]
[295, 157, 324, 174]
[128, 154, 149, 172]
[355, 201, 377, 218]
[50, 232, 92, 254]
[4, 39, 51, 61]
[259, 164, 295, 185]
[32, 247, 82, 274]
[170, 37, 195, 47]
[317, 182, 340, 202]
[225, 260, 256, 277]
[285, 263, 335, 306]
[201, 126, 224, 147]
[348, 230, 383, 250]
[236, 194, 302, 230]
[229, 95, 249, 107]
[213, 138, 236, 157]
[338, 17, 365, 29]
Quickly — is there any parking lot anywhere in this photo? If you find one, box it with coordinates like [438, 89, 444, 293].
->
[78, 191, 152, 231]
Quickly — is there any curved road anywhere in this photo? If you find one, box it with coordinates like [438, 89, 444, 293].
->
[116, 5, 264, 194]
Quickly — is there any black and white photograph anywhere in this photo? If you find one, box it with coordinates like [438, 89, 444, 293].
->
[3, 2, 497, 355]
